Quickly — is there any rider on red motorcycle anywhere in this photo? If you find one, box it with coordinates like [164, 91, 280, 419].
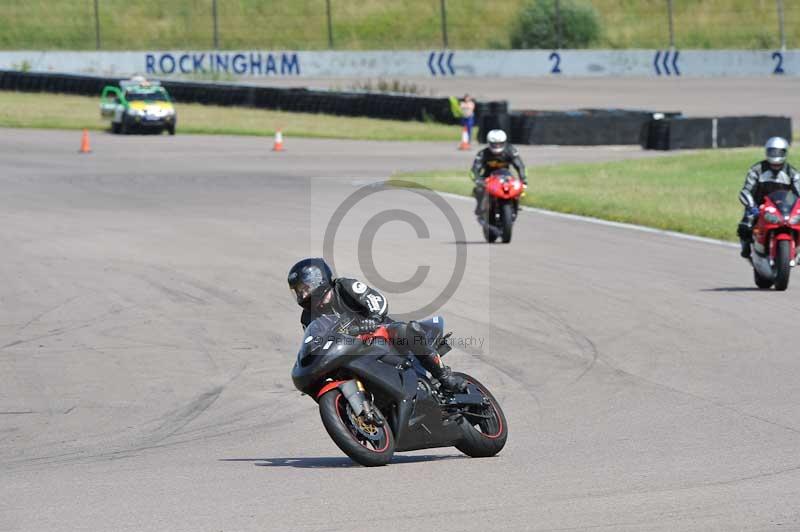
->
[471, 129, 527, 215]
[738, 137, 800, 258]
[287, 258, 467, 393]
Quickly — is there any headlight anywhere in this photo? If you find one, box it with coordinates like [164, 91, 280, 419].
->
[789, 215, 800, 225]
[764, 212, 782, 224]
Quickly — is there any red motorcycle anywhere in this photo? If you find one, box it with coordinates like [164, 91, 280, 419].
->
[478, 169, 525, 243]
[749, 190, 800, 290]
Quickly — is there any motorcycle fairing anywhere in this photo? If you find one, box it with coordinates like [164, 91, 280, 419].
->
[292, 314, 474, 453]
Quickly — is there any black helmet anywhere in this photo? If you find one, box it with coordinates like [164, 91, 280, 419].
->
[287, 258, 333, 310]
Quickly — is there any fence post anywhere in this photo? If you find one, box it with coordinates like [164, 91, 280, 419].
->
[212, 0, 219, 49]
[94, 0, 101, 50]
[326, 0, 334, 49]
[555, 0, 562, 49]
[777, 0, 786, 50]
[667, 0, 675, 48]
[440, 0, 449, 48]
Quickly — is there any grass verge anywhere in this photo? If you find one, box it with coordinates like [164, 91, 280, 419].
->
[390, 149, 765, 242]
[0, 0, 796, 50]
[0, 91, 457, 141]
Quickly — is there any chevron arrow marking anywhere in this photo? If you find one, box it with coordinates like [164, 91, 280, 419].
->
[428, 52, 437, 76]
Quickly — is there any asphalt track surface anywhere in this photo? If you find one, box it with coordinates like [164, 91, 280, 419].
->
[248, 77, 800, 129]
[3, 128, 800, 531]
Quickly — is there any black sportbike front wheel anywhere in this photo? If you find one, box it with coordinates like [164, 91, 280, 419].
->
[319, 390, 395, 467]
[453, 373, 508, 458]
[774, 240, 791, 291]
[482, 204, 497, 243]
[500, 202, 513, 243]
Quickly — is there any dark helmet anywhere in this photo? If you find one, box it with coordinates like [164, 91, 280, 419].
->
[287, 258, 333, 310]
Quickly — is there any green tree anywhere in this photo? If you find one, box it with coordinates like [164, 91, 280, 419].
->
[510, 0, 600, 49]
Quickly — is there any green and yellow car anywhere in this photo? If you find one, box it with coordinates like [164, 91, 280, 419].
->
[100, 78, 177, 135]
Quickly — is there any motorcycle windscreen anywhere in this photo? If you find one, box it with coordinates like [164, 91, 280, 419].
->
[767, 190, 799, 216]
[297, 314, 341, 362]
[490, 169, 514, 180]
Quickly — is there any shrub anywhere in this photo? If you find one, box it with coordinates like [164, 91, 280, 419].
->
[510, 0, 600, 49]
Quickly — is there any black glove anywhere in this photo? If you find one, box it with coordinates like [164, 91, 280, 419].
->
[347, 318, 380, 336]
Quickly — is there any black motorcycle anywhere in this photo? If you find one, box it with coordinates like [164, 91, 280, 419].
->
[291, 314, 508, 466]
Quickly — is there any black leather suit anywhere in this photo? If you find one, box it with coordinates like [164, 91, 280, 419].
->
[300, 278, 453, 384]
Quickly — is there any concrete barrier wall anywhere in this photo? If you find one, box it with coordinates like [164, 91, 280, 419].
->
[0, 50, 797, 78]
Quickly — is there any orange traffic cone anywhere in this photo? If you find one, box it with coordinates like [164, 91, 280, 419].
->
[78, 129, 91, 154]
[272, 129, 285, 152]
[458, 126, 470, 150]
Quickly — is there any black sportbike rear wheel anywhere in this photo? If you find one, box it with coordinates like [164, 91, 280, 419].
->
[319, 390, 395, 467]
[453, 373, 508, 458]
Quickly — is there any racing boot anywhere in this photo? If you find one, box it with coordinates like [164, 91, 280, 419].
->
[737, 221, 753, 259]
[473, 185, 484, 216]
[433, 363, 468, 393]
[419, 352, 467, 393]
[739, 238, 752, 259]
[404, 320, 467, 393]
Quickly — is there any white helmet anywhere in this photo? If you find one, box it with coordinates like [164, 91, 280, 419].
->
[765, 137, 789, 166]
[486, 129, 507, 155]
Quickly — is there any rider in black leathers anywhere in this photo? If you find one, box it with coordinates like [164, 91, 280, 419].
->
[288, 258, 467, 393]
[737, 137, 800, 258]
[471, 129, 527, 215]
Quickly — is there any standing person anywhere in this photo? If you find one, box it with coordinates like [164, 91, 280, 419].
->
[460, 94, 476, 144]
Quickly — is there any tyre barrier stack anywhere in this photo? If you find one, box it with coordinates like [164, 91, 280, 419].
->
[641, 115, 792, 150]
[716, 116, 793, 148]
[643, 118, 713, 150]
[0, 70, 510, 125]
[476, 106, 791, 150]
[477, 112, 512, 143]
[497, 109, 680, 146]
